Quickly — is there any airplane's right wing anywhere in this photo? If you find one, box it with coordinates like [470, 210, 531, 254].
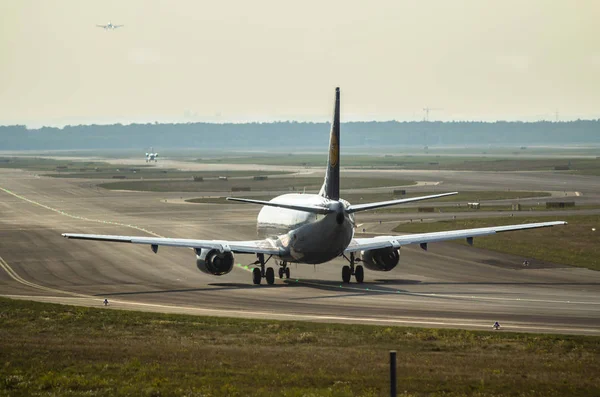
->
[62, 233, 284, 255]
[345, 221, 567, 253]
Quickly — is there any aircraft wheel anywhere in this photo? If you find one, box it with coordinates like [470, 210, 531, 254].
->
[252, 268, 262, 285]
[285, 267, 290, 279]
[266, 267, 275, 285]
[342, 265, 351, 283]
[354, 265, 364, 283]
[278, 267, 284, 279]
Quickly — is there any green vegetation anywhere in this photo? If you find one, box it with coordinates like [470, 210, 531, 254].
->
[393, 215, 600, 271]
[99, 177, 414, 193]
[1, 298, 599, 396]
[186, 191, 550, 205]
[4, 120, 600, 151]
[194, 154, 600, 174]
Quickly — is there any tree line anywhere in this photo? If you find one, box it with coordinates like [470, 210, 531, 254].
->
[1, 120, 599, 150]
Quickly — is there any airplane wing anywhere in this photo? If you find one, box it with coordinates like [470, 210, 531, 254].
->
[345, 221, 566, 253]
[114, 25, 124, 28]
[62, 233, 284, 255]
[96, 25, 108, 28]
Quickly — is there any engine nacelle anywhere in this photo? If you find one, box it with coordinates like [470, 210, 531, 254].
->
[360, 247, 400, 271]
[196, 249, 235, 276]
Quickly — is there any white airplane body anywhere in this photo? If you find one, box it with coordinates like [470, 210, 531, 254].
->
[63, 88, 566, 285]
[145, 148, 158, 162]
[97, 22, 123, 30]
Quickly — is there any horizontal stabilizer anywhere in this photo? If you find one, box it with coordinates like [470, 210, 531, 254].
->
[346, 192, 458, 213]
[226, 197, 333, 214]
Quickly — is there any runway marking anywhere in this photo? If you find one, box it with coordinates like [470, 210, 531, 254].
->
[237, 262, 600, 307]
[0, 256, 91, 299]
[283, 277, 600, 306]
[2, 294, 598, 335]
[0, 186, 165, 238]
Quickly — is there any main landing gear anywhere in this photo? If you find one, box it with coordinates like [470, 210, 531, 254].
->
[341, 252, 364, 284]
[251, 253, 277, 285]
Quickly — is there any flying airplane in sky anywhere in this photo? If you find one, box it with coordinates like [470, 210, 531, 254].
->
[96, 22, 123, 30]
[145, 148, 158, 163]
[63, 88, 566, 285]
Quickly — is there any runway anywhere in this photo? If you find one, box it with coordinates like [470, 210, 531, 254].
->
[1, 165, 599, 335]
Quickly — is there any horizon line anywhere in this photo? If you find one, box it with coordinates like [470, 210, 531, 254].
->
[3, 117, 600, 130]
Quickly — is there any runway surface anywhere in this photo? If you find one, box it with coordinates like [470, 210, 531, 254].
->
[1, 164, 599, 335]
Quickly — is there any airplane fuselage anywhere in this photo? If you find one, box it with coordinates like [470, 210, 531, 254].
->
[257, 194, 355, 264]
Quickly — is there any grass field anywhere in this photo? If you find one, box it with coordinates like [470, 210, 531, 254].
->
[186, 191, 551, 205]
[392, 215, 600, 271]
[193, 154, 600, 174]
[99, 177, 415, 193]
[1, 298, 599, 397]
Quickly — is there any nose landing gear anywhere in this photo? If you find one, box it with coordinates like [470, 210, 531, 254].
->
[278, 261, 291, 279]
[341, 252, 364, 284]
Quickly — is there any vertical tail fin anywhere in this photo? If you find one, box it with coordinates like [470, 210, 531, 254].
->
[319, 87, 340, 200]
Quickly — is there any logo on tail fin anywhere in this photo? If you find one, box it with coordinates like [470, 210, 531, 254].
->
[330, 133, 339, 167]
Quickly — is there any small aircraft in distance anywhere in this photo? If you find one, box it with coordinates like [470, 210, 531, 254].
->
[63, 88, 566, 285]
[96, 22, 124, 30]
[145, 148, 158, 163]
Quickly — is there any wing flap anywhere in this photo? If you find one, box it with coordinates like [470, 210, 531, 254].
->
[62, 233, 283, 255]
[345, 221, 567, 253]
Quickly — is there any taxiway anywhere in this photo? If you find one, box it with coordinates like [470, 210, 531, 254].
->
[1, 164, 599, 335]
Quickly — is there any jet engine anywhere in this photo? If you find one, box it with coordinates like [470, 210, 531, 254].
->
[360, 247, 400, 271]
[196, 249, 235, 276]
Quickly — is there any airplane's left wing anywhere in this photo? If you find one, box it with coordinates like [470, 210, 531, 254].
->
[345, 221, 566, 253]
[62, 233, 283, 255]
[114, 25, 124, 28]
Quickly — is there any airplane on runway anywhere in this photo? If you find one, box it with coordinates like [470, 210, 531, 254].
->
[62, 88, 567, 285]
[97, 22, 124, 30]
[145, 148, 158, 163]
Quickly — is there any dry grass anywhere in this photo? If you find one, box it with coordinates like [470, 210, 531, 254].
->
[1, 298, 599, 396]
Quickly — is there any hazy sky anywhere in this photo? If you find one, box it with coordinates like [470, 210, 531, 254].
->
[1, 0, 599, 127]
